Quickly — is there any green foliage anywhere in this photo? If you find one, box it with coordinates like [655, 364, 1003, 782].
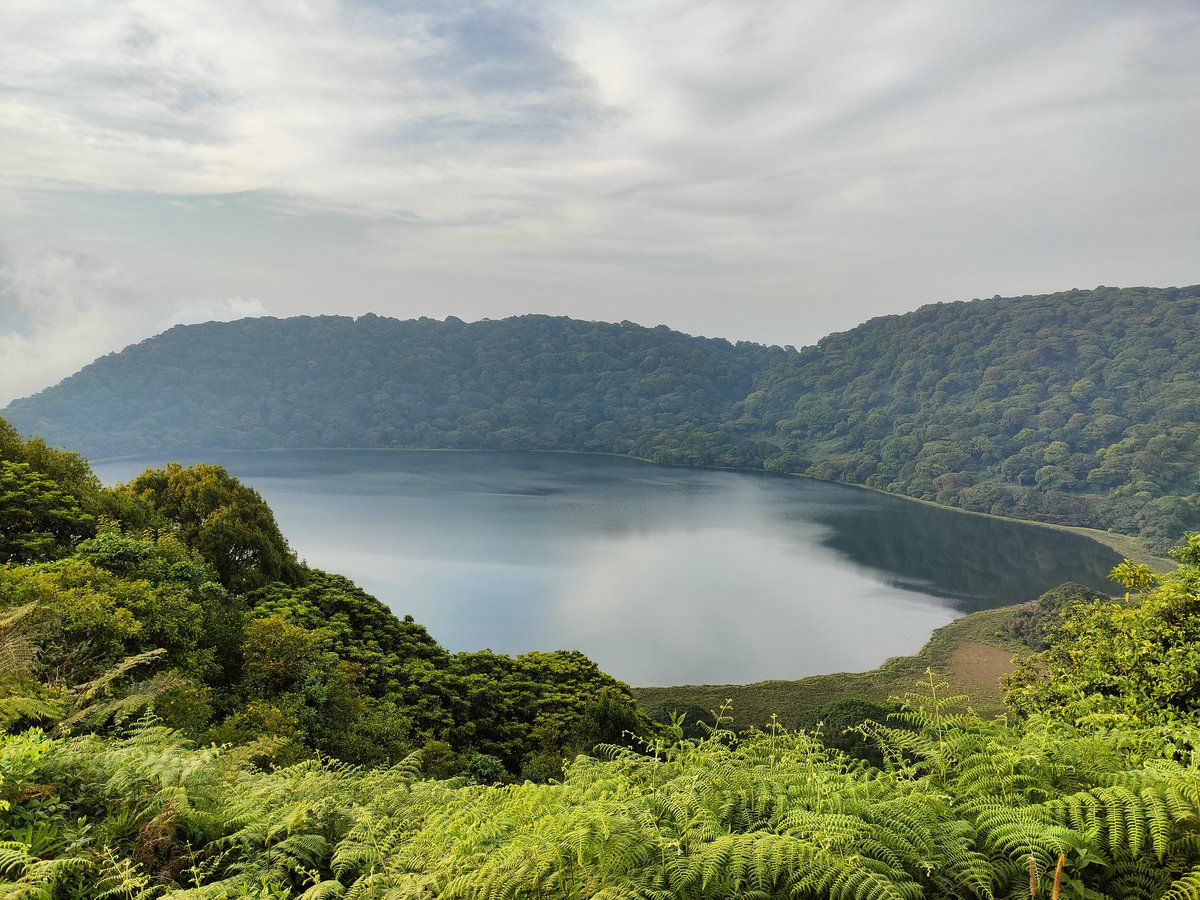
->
[246, 572, 449, 703]
[0, 546, 647, 777]
[244, 577, 648, 772]
[1110, 559, 1158, 602]
[421, 648, 648, 777]
[793, 698, 906, 766]
[117, 463, 304, 593]
[463, 751, 509, 784]
[0, 536, 226, 688]
[0, 605, 63, 733]
[10, 409, 1200, 894]
[1006, 537, 1200, 728]
[755, 286, 1200, 550]
[0, 461, 93, 564]
[1004, 581, 1108, 650]
[3, 315, 781, 470]
[647, 703, 717, 740]
[2, 675, 1200, 898]
[0, 419, 650, 780]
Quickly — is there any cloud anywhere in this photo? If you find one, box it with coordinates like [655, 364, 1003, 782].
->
[4, 2, 1197, 240]
[1, 0, 1198, 388]
[0, 243, 266, 405]
[0, 1, 602, 207]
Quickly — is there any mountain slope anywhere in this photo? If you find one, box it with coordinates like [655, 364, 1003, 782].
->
[4, 314, 784, 463]
[752, 285, 1200, 548]
[7, 286, 1200, 549]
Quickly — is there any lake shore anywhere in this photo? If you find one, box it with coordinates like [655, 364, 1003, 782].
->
[633, 602, 1030, 725]
[92, 447, 1121, 686]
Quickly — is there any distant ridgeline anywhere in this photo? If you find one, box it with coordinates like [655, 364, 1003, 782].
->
[7, 285, 1200, 550]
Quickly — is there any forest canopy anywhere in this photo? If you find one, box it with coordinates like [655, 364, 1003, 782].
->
[7, 286, 1200, 550]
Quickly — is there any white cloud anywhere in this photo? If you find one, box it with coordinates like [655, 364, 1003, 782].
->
[0, 0, 1198, 388]
[174, 296, 268, 325]
[0, 244, 267, 405]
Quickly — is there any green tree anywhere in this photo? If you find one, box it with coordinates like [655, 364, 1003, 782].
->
[1107, 558, 1157, 603]
[1005, 537, 1200, 727]
[0, 461, 94, 563]
[118, 463, 304, 592]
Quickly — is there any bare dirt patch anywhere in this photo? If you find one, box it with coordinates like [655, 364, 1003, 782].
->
[948, 641, 1017, 700]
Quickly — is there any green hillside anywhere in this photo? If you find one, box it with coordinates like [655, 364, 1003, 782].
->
[7, 285, 1200, 548]
[0, 417, 649, 782]
[2, 314, 783, 465]
[752, 285, 1200, 550]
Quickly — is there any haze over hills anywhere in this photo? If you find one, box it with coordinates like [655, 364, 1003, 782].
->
[7, 284, 1200, 550]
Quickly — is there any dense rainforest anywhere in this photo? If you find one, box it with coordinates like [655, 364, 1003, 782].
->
[1, 314, 784, 466]
[6, 285, 1200, 551]
[5, 419, 1200, 896]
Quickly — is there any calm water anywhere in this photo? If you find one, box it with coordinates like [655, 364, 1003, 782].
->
[92, 450, 1121, 685]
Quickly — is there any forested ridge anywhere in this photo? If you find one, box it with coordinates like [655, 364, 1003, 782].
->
[2, 314, 782, 467]
[8, 417, 1200, 896]
[751, 285, 1200, 551]
[6, 284, 1200, 549]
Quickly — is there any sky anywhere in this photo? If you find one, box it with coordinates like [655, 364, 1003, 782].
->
[2, 0, 1199, 406]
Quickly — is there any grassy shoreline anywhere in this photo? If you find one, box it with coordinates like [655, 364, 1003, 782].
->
[633, 604, 1033, 726]
[763, 468, 1171, 570]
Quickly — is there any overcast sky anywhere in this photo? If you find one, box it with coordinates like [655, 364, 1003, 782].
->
[2, 0, 1198, 405]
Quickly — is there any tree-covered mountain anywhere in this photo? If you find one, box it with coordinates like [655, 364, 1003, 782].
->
[7, 285, 1200, 548]
[750, 285, 1200, 550]
[2, 314, 784, 465]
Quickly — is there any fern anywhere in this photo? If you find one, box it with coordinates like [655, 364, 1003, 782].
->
[89, 848, 161, 899]
[4, 668, 1200, 899]
[1164, 866, 1200, 900]
[0, 846, 90, 899]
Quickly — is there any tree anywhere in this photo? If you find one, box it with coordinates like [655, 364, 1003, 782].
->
[1108, 558, 1157, 603]
[0, 461, 94, 564]
[1005, 537, 1200, 727]
[118, 463, 304, 592]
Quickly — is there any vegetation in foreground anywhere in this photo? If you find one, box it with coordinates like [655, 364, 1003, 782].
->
[7, 285, 1200, 550]
[0, 415, 649, 784]
[5, 418, 1200, 896]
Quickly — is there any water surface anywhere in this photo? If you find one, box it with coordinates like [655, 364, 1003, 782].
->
[93, 450, 1120, 685]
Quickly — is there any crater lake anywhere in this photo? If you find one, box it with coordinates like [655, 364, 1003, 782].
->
[92, 450, 1121, 685]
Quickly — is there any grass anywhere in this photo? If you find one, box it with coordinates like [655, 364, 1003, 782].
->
[633, 604, 1032, 728]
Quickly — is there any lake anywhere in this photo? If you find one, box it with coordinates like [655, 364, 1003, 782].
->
[92, 450, 1121, 685]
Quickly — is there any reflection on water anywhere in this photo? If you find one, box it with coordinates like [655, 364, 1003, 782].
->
[93, 450, 1121, 685]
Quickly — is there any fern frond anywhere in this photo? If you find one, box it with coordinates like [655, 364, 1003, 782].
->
[298, 879, 346, 899]
[0, 694, 62, 730]
[90, 848, 161, 899]
[1163, 865, 1200, 900]
[0, 603, 50, 679]
[69, 648, 167, 707]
